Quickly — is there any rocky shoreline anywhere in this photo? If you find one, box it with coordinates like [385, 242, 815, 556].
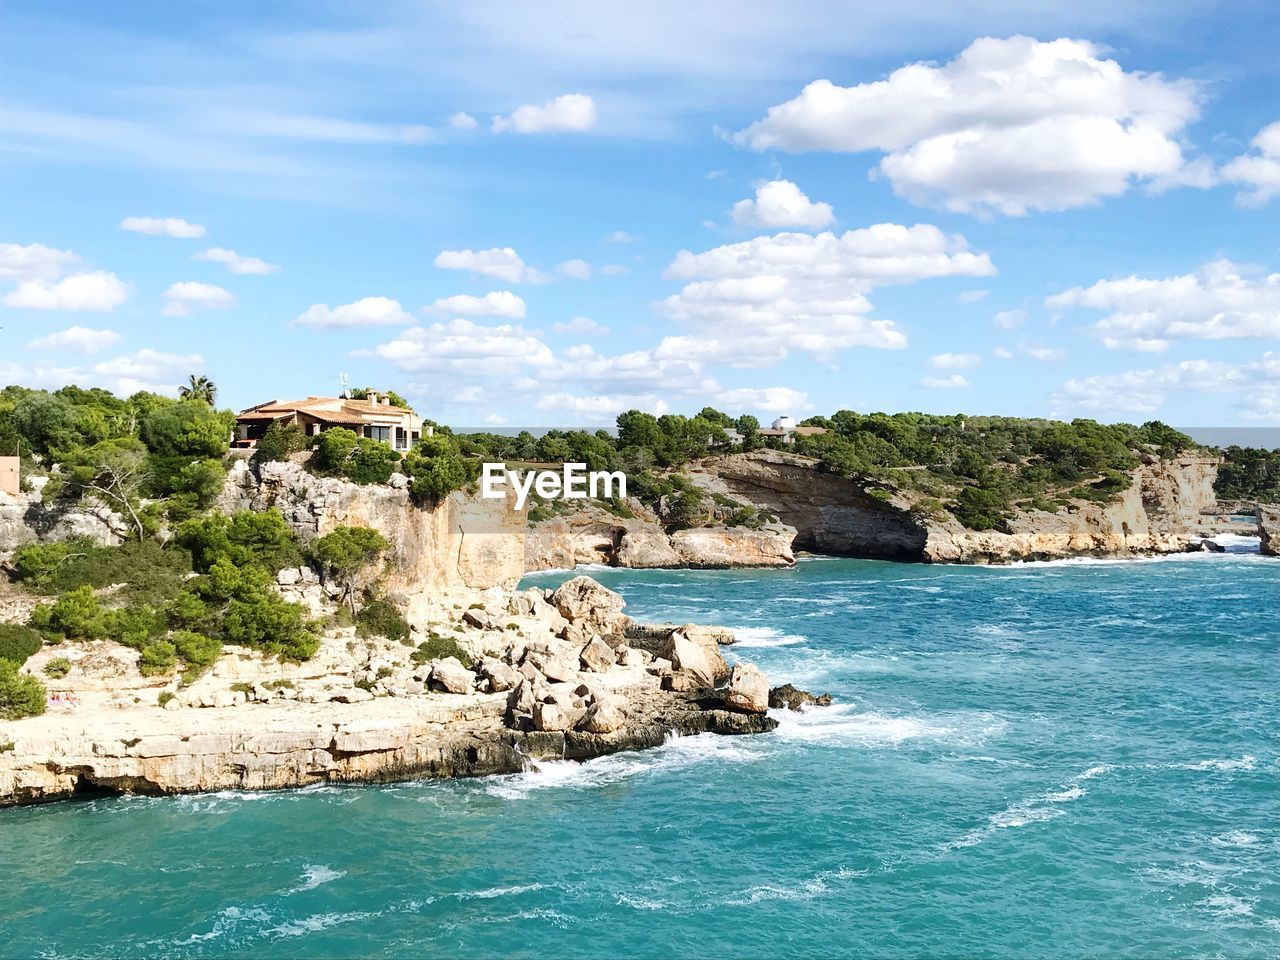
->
[0, 576, 776, 808]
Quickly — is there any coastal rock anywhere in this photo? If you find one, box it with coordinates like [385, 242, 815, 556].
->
[660, 630, 725, 687]
[548, 576, 629, 638]
[578, 699, 626, 734]
[768, 684, 834, 711]
[532, 700, 584, 732]
[1260, 505, 1280, 556]
[1198, 538, 1226, 553]
[615, 528, 682, 567]
[478, 658, 519, 693]
[579, 635, 616, 673]
[669, 526, 796, 568]
[429, 658, 474, 694]
[720, 663, 769, 714]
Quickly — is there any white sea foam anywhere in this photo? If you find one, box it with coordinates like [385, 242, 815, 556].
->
[292, 864, 345, 893]
[943, 764, 1108, 852]
[1212, 831, 1260, 847]
[731, 626, 806, 648]
[267, 911, 372, 938]
[1183, 756, 1258, 773]
[1199, 894, 1256, 918]
[463, 883, 545, 900]
[772, 703, 1005, 748]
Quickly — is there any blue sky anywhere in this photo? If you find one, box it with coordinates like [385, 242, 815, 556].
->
[2, 1, 1280, 426]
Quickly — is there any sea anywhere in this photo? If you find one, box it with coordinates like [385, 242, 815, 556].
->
[3, 535, 1278, 958]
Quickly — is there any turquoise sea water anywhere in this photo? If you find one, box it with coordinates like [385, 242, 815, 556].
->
[3, 538, 1279, 958]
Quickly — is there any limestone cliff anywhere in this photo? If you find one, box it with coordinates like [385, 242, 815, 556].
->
[219, 460, 526, 616]
[522, 500, 795, 571]
[687, 450, 1224, 564]
[0, 489, 123, 553]
[1260, 504, 1280, 556]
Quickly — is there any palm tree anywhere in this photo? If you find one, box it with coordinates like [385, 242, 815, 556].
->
[179, 374, 217, 404]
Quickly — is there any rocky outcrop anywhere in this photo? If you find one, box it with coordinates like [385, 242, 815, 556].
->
[687, 450, 1224, 564]
[0, 575, 776, 807]
[0, 490, 124, 553]
[524, 500, 795, 571]
[769, 684, 834, 711]
[1260, 505, 1280, 556]
[219, 460, 526, 619]
[685, 451, 926, 558]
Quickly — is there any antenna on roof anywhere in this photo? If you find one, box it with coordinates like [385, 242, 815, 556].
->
[339, 372, 349, 399]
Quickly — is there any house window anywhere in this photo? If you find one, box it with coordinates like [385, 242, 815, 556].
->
[395, 427, 407, 449]
[366, 425, 391, 444]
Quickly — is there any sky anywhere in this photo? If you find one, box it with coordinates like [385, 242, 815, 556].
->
[2, 1, 1280, 428]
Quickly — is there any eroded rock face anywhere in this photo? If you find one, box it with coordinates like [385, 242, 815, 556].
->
[0, 491, 124, 552]
[1259, 505, 1280, 556]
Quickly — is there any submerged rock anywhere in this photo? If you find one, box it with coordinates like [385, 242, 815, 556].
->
[768, 684, 834, 712]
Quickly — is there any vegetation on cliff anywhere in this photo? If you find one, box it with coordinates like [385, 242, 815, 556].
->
[1215, 446, 1280, 504]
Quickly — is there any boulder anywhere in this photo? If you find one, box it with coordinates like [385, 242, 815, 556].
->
[768, 683, 833, 711]
[719, 662, 769, 714]
[615, 528, 682, 568]
[532, 700, 583, 732]
[276, 567, 302, 586]
[548, 576, 629, 637]
[1260, 505, 1280, 557]
[659, 630, 727, 686]
[478, 657, 520, 693]
[579, 634, 616, 673]
[682, 624, 737, 647]
[1198, 538, 1226, 553]
[429, 657, 474, 694]
[462, 607, 494, 630]
[525, 650, 580, 684]
[506, 677, 538, 720]
[578, 699, 627, 734]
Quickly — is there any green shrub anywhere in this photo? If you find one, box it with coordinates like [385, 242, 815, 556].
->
[11, 539, 192, 606]
[356, 597, 410, 643]
[30, 585, 108, 641]
[171, 630, 222, 672]
[952, 486, 1011, 532]
[157, 691, 176, 708]
[0, 624, 44, 666]
[138, 641, 177, 677]
[310, 428, 401, 485]
[104, 604, 167, 649]
[312, 526, 390, 611]
[44, 657, 71, 678]
[229, 682, 253, 696]
[223, 593, 318, 661]
[410, 634, 473, 669]
[255, 421, 307, 463]
[139, 399, 233, 459]
[0, 660, 46, 719]
[177, 509, 302, 574]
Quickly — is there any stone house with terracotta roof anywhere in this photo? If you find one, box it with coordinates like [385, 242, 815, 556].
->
[233, 390, 428, 453]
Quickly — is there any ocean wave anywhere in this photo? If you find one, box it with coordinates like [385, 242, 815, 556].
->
[731, 626, 806, 648]
[483, 732, 768, 799]
[291, 864, 345, 893]
[267, 910, 372, 939]
[722, 867, 866, 907]
[1182, 756, 1258, 773]
[942, 764, 1109, 851]
[772, 704, 1006, 748]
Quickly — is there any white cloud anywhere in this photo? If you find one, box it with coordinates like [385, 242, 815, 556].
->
[449, 112, 478, 130]
[733, 36, 1205, 216]
[605, 230, 634, 244]
[958, 289, 989, 303]
[1047, 259, 1280, 350]
[26, 325, 122, 354]
[1222, 120, 1280, 208]
[555, 316, 610, 336]
[601, 264, 629, 276]
[192, 247, 279, 275]
[657, 224, 994, 365]
[492, 94, 597, 134]
[162, 281, 235, 317]
[557, 258, 592, 279]
[428, 290, 526, 319]
[712, 386, 810, 413]
[295, 295, 413, 328]
[930, 352, 981, 369]
[921, 374, 970, 388]
[368, 319, 554, 374]
[434, 247, 547, 284]
[1022, 344, 1066, 361]
[0, 242, 78, 281]
[3, 271, 129, 312]
[994, 346, 1015, 359]
[119, 216, 206, 239]
[731, 179, 835, 229]
[531, 392, 670, 424]
[0, 348, 204, 398]
[1053, 355, 1280, 420]
[994, 308, 1027, 329]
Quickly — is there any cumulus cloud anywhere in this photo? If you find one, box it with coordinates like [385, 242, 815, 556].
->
[731, 179, 835, 229]
[119, 216, 206, 239]
[0, 242, 78, 281]
[295, 296, 413, 328]
[930, 352, 981, 369]
[958, 289, 990, 303]
[366, 319, 554, 374]
[26, 325, 122, 354]
[3, 271, 129, 312]
[732, 36, 1205, 216]
[712, 386, 810, 413]
[1053, 355, 1280, 420]
[492, 94, 597, 134]
[162, 281, 235, 317]
[449, 112, 478, 130]
[1222, 120, 1280, 208]
[555, 316, 609, 336]
[1047, 259, 1280, 351]
[994, 308, 1027, 329]
[656, 224, 995, 365]
[434, 247, 547, 284]
[921, 374, 970, 388]
[193, 247, 279, 275]
[557, 259, 592, 279]
[428, 290, 526, 319]
[0, 348, 204, 397]
[1022, 344, 1066, 361]
[605, 230, 634, 244]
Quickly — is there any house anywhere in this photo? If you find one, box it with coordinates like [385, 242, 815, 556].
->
[0, 456, 18, 496]
[234, 391, 430, 453]
[757, 416, 828, 445]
